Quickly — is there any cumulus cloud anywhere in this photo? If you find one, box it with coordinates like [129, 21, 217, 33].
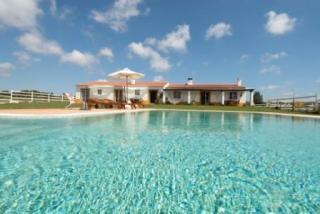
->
[13, 51, 39, 65]
[153, 75, 165, 82]
[50, 0, 73, 20]
[157, 25, 191, 52]
[18, 31, 64, 55]
[98, 47, 114, 61]
[0, 62, 15, 77]
[128, 42, 171, 71]
[60, 50, 98, 67]
[0, 0, 42, 30]
[260, 85, 279, 90]
[261, 51, 287, 63]
[17, 31, 100, 68]
[205, 22, 232, 40]
[260, 65, 281, 74]
[240, 54, 249, 63]
[49, 0, 57, 15]
[265, 11, 297, 35]
[91, 0, 144, 32]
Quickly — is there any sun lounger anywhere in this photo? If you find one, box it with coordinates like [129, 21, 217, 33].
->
[130, 99, 144, 108]
[88, 98, 115, 109]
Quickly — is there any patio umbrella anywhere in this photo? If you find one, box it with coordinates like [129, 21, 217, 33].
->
[108, 68, 144, 102]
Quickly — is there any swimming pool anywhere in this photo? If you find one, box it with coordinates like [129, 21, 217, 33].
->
[0, 111, 319, 212]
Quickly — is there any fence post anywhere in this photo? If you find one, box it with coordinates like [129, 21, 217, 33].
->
[316, 94, 319, 113]
[10, 90, 13, 103]
[62, 94, 64, 101]
[48, 93, 50, 102]
[292, 95, 295, 112]
[31, 91, 34, 102]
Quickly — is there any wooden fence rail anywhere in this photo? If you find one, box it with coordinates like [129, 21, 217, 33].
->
[267, 95, 319, 112]
[0, 90, 66, 104]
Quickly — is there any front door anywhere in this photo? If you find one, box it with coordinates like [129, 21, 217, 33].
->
[114, 89, 123, 102]
[149, 90, 158, 103]
[201, 91, 210, 105]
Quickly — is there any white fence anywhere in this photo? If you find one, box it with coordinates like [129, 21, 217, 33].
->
[0, 90, 66, 104]
[267, 95, 319, 113]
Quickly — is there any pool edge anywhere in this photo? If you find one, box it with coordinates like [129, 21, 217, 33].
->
[0, 108, 319, 120]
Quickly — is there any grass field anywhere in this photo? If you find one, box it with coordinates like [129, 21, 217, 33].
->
[0, 102, 319, 115]
[147, 104, 320, 115]
[0, 102, 71, 109]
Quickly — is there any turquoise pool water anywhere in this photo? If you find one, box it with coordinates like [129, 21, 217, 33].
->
[0, 111, 320, 212]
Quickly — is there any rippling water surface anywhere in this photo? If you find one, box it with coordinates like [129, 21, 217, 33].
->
[0, 111, 320, 212]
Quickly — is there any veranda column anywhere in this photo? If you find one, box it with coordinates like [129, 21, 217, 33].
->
[187, 91, 191, 104]
[221, 91, 225, 105]
[250, 91, 255, 106]
[162, 90, 166, 104]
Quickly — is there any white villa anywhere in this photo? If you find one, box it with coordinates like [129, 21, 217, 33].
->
[76, 78, 255, 106]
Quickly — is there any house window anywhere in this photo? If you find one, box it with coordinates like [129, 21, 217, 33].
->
[229, 92, 237, 100]
[135, 89, 140, 96]
[173, 91, 181, 99]
[97, 89, 102, 95]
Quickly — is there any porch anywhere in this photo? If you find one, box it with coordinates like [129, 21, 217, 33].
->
[162, 89, 255, 106]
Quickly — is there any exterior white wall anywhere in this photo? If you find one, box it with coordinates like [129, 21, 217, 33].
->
[210, 91, 222, 103]
[165, 91, 200, 104]
[89, 87, 114, 100]
[77, 85, 164, 102]
[164, 90, 245, 104]
[239, 91, 246, 104]
[76, 84, 249, 105]
[126, 87, 150, 101]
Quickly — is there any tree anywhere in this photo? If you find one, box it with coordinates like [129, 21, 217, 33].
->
[254, 91, 264, 104]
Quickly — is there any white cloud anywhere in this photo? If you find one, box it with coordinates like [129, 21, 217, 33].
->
[127, 24, 190, 71]
[240, 54, 249, 62]
[17, 31, 102, 69]
[0, 62, 15, 77]
[91, 0, 144, 32]
[144, 37, 157, 46]
[58, 7, 73, 20]
[265, 11, 296, 35]
[50, 0, 73, 20]
[98, 47, 114, 61]
[49, 0, 57, 15]
[0, 0, 42, 30]
[260, 65, 281, 74]
[153, 75, 165, 82]
[128, 42, 171, 71]
[261, 51, 287, 63]
[60, 50, 98, 67]
[157, 25, 191, 52]
[18, 31, 64, 55]
[260, 85, 279, 90]
[13, 51, 39, 65]
[205, 22, 232, 40]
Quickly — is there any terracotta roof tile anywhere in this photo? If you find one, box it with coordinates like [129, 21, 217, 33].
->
[77, 81, 168, 87]
[77, 81, 247, 90]
[165, 83, 246, 90]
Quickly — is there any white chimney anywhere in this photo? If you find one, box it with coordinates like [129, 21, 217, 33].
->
[236, 78, 242, 86]
[131, 80, 136, 85]
[186, 77, 193, 85]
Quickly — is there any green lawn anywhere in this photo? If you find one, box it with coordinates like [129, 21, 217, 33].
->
[0, 101, 73, 109]
[147, 104, 320, 115]
[0, 102, 319, 116]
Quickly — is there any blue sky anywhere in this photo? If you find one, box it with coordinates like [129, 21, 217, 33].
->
[0, 0, 320, 98]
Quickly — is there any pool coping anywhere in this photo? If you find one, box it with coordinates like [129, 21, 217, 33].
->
[0, 108, 319, 119]
[153, 108, 320, 120]
[0, 109, 152, 119]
